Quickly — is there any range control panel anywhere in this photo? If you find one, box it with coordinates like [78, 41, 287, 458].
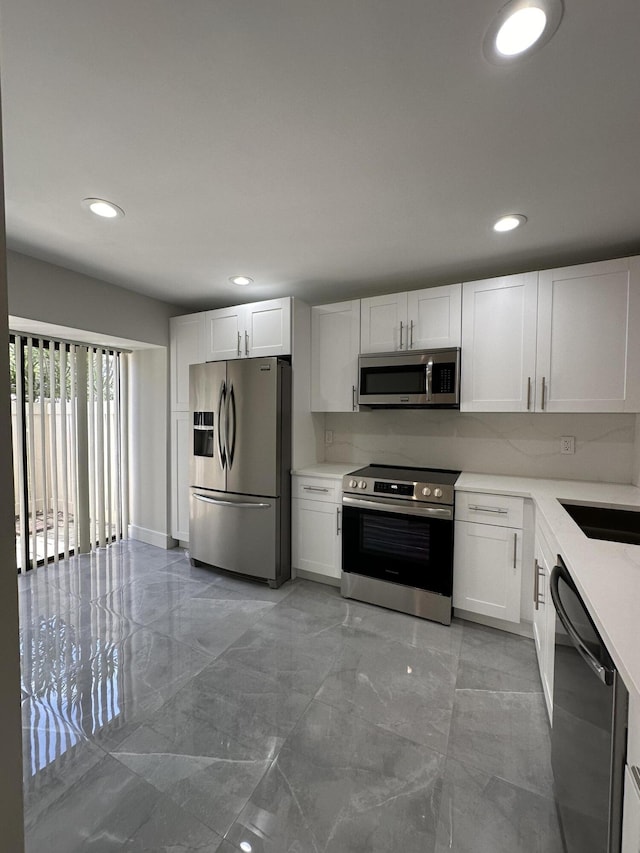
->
[342, 474, 454, 505]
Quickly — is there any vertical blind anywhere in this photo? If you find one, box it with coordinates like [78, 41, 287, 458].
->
[11, 335, 129, 572]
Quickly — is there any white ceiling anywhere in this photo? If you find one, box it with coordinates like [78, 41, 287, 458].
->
[1, 0, 639, 310]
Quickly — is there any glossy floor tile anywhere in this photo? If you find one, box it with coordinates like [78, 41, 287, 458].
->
[20, 541, 562, 851]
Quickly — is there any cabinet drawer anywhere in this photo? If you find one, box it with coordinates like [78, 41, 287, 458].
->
[456, 491, 524, 528]
[293, 476, 340, 503]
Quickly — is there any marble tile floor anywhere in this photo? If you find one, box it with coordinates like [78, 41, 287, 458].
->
[18, 540, 563, 852]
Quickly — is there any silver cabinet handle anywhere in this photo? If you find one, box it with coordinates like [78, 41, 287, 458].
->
[541, 376, 546, 410]
[526, 377, 531, 411]
[399, 320, 404, 350]
[352, 385, 357, 411]
[303, 486, 330, 493]
[410, 320, 414, 349]
[237, 332, 241, 357]
[244, 331, 249, 356]
[468, 504, 508, 514]
[336, 506, 341, 535]
[513, 532, 518, 570]
[193, 494, 270, 509]
[533, 558, 540, 610]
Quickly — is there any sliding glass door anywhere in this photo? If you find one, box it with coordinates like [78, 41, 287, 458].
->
[11, 334, 128, 572]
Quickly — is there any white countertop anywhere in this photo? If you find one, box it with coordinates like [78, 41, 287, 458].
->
[457, 473, 640, 699]
[292, 463, 358, 479]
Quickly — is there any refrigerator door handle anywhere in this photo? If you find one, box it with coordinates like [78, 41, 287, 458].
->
[226, 383, 237, 469]
[193, 493, 271, 509]
[550, 561, 614, 686]
[217, 380, 227, 469]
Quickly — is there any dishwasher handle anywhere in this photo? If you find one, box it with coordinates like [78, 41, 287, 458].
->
[550, 560, 614, 686]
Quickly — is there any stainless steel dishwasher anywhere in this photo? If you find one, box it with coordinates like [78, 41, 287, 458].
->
[550, 556, 628, 853]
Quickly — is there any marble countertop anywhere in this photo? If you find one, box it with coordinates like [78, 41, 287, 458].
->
[456, 473, 640, 699]
[292, 463, 359, 479]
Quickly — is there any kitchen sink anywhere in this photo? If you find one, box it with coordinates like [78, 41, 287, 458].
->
[560, 501, 640, 545]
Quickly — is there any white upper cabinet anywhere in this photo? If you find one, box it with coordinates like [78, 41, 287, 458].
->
[170, 313, 207, 411]
[461, 273, 538, 412]
[244, 297, 291, 358]
[462, 257, 640, 413]
[360, 292, 407, 353]
[360, 284, 462, 353]
[536, 257, 640, 412]
[311, 300, 361, 412]
[204, 297, 291, 361]
[406, 284, 461, 349]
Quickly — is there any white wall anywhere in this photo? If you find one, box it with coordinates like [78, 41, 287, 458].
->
[7, 250, 180, 346]
[324, 410, 636, 484]
[127, 347, 174, 546]
[0, 133, 25, 852]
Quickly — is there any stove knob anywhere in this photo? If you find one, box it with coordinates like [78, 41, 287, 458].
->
[359, 481, 367, 489]
[349, 479, 358, 488]
[434, 488, 443, 498]
[422, 487, 432, 497]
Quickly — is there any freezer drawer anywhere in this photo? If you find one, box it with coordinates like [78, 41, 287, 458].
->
[189, 488, 288, 586]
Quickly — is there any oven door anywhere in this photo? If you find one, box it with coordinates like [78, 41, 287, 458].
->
[342, 495, 454, 595]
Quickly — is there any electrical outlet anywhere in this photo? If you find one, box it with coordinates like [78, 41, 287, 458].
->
[325, 429, 333, 445]
[560, 436, 575, 455]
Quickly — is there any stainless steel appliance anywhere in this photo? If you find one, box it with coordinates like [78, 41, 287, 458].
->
[550, 556, 628, 853]
[341, 464, 459, 625]
[189, 357, 291, 588]
[357, 348, 460, 408]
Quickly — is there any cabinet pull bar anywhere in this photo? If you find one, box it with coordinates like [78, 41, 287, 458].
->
[541, 376, 546, 410]
[245, 331, 249, 356]
[237, 332, 241, 357]
[303, 486, 330, 493]
[513, 532, 517, 569]
[526, 377, 531, 410]
[336, 506, 341, 534]
[399, 321, 404, 350]
[410, 320, 414, 349]
[468, 504, 508, 514]
[533, 558, 540, 610]
[352, 385, 357, 411]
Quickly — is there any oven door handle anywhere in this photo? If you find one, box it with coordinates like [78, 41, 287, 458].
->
[342, 494, 453, 520]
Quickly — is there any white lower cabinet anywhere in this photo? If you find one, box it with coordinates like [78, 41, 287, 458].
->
[453, 492, 524, 624]
[533, 521, 556, 722]
[292, 476, 341, 581]
[170, 411, 190, 541]
[622, 766, 640, 853]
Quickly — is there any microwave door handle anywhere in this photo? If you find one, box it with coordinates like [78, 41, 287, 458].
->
[425, 358, 433, 402]
[217, 381, 227, 470]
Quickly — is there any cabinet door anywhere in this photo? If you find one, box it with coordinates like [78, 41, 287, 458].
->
[536, 257, 640, 412]
[621, 766, 640, 853]
[453, 520, 522, 623]
[360, 292, 408, 353]
[311, 301, 360, 412]
[170, 313, 206, 411]
[460, 273, 538, 412]
[204, 306, 244, 361]
[407, 284, 462, 349]
[542, 564, 556, 719]
[292, 498, 341, 579]
[244, 297, 291, 358]
[170, 411, 190, 541]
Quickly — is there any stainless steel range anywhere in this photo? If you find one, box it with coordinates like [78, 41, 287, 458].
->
[341, 464, 459, 625]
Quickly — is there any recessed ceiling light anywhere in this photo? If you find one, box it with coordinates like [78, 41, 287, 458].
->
[484, 0, 563, 65]
[82, 198, 125, 219]
[229, 276, 253, 286]
[493, 214, 527, 232]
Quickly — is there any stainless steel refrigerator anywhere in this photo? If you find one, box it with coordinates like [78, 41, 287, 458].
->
[188, 357, 291, 588]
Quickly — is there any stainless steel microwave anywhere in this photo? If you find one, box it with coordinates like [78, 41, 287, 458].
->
[358, 348, 460, 408]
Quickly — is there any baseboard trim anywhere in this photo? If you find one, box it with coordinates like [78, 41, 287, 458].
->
[128, 524, 178, 550]
[453, 608, 534, 639]
[295, 568, 341, 588]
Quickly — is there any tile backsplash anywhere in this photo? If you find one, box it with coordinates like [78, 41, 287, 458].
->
[323, 411, 636, 484]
